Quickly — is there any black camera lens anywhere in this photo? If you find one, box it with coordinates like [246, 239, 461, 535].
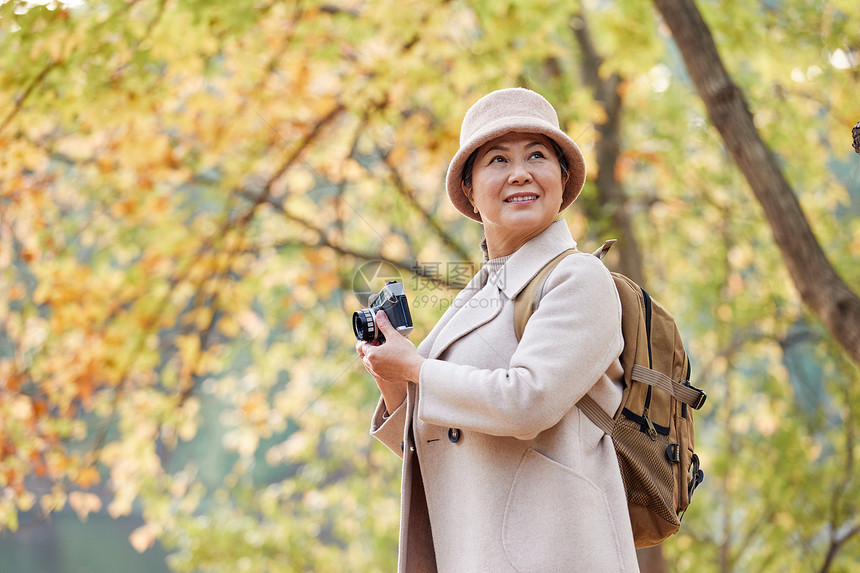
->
[353, 309, 376, 342]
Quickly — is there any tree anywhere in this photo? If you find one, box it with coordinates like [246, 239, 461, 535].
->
[648, 1, 860, 570]
[653, 0, 860, 366]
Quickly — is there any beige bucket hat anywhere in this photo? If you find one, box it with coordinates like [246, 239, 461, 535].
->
[446, 88, 587, 222]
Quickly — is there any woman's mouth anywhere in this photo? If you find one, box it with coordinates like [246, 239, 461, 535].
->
[505, 195, 538, 203]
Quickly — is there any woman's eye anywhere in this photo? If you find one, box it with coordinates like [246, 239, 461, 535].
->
[530, 151, 546, 159]
[489, 156, 506, 164]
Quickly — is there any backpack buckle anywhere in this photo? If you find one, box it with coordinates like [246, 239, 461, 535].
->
[684, 380, 708, 410]
[666, 443, 681, 463]
[689, 387, 707, 410]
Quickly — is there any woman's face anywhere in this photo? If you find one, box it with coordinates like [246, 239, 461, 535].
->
[465, 132, 567, 257]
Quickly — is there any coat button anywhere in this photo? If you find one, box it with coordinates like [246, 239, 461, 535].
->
[448, 428, 461, 443]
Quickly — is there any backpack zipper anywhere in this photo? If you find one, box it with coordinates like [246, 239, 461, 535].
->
[643, 407, 658, 440]
[642, 287, 657, 440]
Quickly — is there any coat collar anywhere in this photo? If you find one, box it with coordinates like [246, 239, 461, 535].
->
[419, 219, 577, 361]
[488, 218, 578, 300]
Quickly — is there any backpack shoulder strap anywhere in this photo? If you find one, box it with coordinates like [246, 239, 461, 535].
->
[513, 248, 577, 341]
[513, 240, 620, 435]
[513, 240, 617, 341]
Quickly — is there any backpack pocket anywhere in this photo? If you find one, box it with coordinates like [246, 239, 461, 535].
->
[612, 414, 680, 547]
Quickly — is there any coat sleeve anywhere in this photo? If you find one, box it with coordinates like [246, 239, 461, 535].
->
[417, 253, 623, 441]
[367, 315, 442, 458]
[369, 393, 408, 459]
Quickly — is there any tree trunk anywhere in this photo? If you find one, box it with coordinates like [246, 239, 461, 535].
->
[572, 13, 646, 287]
[652, 0, 860, 365]
[638, 545, 670, 573]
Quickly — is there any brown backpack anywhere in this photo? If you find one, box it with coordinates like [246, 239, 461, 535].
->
[514, 241, 706, 548]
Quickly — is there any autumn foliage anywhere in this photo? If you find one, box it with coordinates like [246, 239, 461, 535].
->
[1, 1, 858, 571]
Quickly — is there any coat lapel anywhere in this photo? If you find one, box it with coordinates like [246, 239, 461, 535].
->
[416, 266, 488, 359]
[426, 281, 504, 360]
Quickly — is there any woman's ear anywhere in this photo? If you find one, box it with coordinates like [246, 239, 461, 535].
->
[462, 183, 479, 214]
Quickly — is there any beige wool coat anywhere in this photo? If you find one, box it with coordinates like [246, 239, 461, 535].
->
[370, 219, 640, 573]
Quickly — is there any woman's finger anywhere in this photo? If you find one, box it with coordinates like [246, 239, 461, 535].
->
[374, 310, 393, 333]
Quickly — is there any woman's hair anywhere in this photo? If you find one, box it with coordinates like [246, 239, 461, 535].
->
[460, 138, 570, 195]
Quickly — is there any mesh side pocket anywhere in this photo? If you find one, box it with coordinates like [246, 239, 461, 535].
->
[614, 416, 680, 527]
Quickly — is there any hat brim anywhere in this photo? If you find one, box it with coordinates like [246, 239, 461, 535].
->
[445, 117, 586, 222]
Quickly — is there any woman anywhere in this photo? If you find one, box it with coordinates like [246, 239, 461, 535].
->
[356, 88, 639, 572]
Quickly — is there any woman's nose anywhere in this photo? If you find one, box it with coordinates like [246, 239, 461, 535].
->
[507, 162, 532, 185]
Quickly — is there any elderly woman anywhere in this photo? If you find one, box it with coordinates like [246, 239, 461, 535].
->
[356, 88, 639, 572]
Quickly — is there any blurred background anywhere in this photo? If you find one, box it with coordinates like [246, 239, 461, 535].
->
[1, 0, 858, 571]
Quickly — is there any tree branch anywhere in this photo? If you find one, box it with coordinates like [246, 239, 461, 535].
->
[819, 522, 860, 573]
[241, 102, 346, 227]
[381, 151, 473, 262]
[0, 62, 58, 137]
[236, 189, 467, 290]
[819, 382, 859, 572]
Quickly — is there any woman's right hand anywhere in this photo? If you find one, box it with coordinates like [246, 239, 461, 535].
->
[355, 311, 416, 414]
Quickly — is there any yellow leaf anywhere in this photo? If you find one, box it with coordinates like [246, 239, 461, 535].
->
[68, 491, 102, 522]
[16, 491, 36, 512]
[39, 486, 67, 514]
[108, 497, 132, 519]
[176, 334, 201, 365]
[314, 271, 340, 293]
[194, 306, 213, 331]
[11, 395, 33, 420]
[286, 166, 315, 195]
[217, 314, 240, 337]
[129, 523, 157, 553]
[237, 310, 267, 339]
[75, 466, 100, 489]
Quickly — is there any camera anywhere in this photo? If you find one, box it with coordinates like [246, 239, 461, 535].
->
[353, 281, 413, 343]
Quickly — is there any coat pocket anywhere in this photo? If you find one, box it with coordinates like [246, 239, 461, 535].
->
[502, 449, 624, 573]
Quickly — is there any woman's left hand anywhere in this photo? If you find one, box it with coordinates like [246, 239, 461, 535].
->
[356, 311, 425, 387]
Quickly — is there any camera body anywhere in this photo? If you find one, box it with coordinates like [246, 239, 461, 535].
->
[353, 281, 413, 344]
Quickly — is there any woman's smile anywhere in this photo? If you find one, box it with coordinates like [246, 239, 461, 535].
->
[504, 193, 539, 203]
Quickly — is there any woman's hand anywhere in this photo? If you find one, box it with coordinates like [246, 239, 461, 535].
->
[355, 311, 425, 414]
